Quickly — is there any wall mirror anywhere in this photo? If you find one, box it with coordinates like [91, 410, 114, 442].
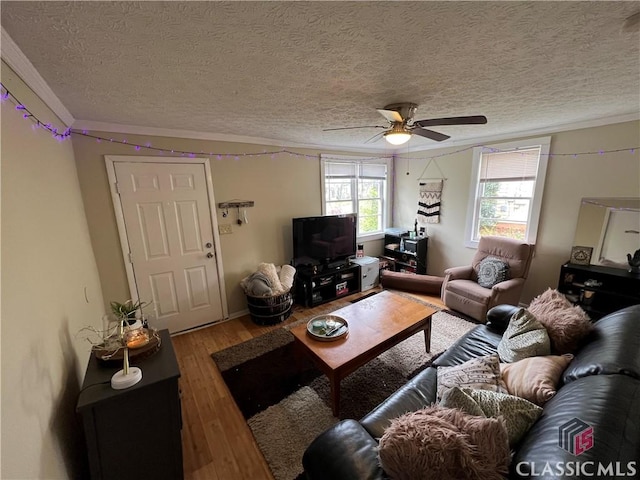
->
[572, 197, 640, 269]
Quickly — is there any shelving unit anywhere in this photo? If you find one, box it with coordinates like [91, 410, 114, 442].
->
[557, 263, 640, 320]
[295, 263, 361, 307]
[382, 231, 428, 274]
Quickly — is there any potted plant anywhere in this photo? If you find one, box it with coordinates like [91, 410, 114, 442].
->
[110, 299, 149, 329]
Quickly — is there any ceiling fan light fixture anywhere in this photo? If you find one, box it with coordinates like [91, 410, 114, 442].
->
[384, 124, 412, 145]
[384, 131, 411, 145]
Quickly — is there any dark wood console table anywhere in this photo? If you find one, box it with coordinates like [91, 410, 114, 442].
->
[557, 263, 640, 320]
[76, 329, 183, 479]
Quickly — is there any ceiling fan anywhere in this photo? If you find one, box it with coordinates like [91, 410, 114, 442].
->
[324, 102, 487, 145]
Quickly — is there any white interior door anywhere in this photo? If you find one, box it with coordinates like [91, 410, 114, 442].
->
[112, 160, 225, 333]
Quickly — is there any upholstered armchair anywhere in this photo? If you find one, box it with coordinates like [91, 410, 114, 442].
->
[441, 236, 534, 322]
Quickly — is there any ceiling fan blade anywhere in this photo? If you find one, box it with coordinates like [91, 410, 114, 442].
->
[411, 128, 450, 142]
[323, 125, 387, 131]
[376, 109, 404, 123]
[414, 115, 488, 127]
[364, 131, 386, 144]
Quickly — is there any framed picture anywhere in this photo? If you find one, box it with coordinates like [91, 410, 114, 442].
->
[570, 246, 593, 265]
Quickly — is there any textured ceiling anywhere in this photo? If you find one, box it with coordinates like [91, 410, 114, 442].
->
[2, 1, 639, 151]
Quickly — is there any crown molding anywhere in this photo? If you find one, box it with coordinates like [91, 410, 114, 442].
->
[3, 22, 634, 154]
[71, 119, 393, 154]
[1, 27, 75, 126]
[399, 112, 640, 154]
[74, 112, 639, 156]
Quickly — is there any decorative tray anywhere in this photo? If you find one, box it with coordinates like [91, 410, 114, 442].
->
[306, 314, 349, 342]
[92, 328, 161, 363]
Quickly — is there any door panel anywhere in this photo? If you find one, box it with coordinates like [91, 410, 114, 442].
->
[138, 203, 170, 259]
[185, 266, 211, 308]
[175, 201, 202, 254]
[115, 162, 223, 333]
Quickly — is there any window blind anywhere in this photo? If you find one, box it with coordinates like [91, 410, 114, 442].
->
[324, 161, 386, 179]
[480, 148, 540, 181]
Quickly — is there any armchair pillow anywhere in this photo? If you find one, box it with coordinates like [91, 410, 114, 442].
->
[378, 406, 510, 480]
[527, 288, 593, 354]
[476, 256, 510, 288]
[497, 308, 551, 363]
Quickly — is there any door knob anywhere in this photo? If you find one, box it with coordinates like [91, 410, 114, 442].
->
[206, 252, 214, 259]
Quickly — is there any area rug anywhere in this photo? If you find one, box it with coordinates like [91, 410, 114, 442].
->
[211, 306, 476, 480]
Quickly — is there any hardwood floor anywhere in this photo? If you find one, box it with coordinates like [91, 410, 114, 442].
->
[171, 288, 445, 479]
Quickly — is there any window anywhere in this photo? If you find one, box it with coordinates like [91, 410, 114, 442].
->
[465, 137, 550, 247]
[321, 156, 393, 238]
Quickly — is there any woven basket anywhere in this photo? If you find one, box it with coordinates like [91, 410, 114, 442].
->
[245, 290, 293, 325]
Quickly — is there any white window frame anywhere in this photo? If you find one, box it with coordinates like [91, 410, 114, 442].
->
[464, 136, 551, 248]
[320, 155, 394, 241]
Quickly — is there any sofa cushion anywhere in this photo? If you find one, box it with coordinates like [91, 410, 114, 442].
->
[361, 367, 438, 440]
[476, 256, 510, 288]
[302, 419, 385, 480]
[433, 325, 503, 367]
[511, 375, 640, 479]
[378, 406, 510, 480]
[497, 308, 551, 363]
[486, 304, 521, 333]
[436, 354, 507, 400]
[440, 387, 542, 446]
[501, 354, 573, 406]
[527, 288, 593, 354]
[563, 304, 640, 383]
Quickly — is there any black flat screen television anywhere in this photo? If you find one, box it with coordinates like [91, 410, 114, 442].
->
[292, 214, 357, 267]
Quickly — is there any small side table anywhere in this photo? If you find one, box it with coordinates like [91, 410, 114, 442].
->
[76, 329, 183, 480]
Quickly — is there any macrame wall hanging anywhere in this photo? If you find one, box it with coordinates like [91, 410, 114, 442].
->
[417, 159, 446, 226]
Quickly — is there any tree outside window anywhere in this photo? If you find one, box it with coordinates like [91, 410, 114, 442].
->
[321, 156, 392, 238]
[466, 137, 550, 247]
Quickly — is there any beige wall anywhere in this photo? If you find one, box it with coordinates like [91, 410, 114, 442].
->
[1, 62, 104, 479]
[1, 52, 637, 479]
[394, 121, 640, 304]
[73, 121, 639, 318]
[72, 135, 379, 315]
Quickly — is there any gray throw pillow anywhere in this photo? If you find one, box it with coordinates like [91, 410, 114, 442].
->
[498, 308, 551, 363]
[477, 257, 509, 288]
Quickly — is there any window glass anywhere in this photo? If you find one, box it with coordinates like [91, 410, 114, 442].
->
[321, 156, 392, 238]
[465, 138, 550, 247]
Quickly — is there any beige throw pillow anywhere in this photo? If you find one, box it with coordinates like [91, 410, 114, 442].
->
[497, 308, 551, 363]
[436, 354, 507, 401]
[378, 406, 510, 480]
[500, 353, 574, 406]
[528, 288, 593, 354]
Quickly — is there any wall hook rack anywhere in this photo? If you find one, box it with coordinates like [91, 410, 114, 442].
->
[218, 200, 255, 209]
[218, 200, 254, 225]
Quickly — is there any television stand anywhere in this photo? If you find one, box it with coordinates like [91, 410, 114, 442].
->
[326, 260, 348, 270]
[295, 263, 361, 307]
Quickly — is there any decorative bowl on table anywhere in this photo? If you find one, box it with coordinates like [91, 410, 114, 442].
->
[306, 314, 349, 342]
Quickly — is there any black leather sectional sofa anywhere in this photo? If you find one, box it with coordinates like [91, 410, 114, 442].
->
[302, 304, 640, 479]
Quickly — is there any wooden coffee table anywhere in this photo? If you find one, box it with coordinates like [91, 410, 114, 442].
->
[289, 290, 436, 416]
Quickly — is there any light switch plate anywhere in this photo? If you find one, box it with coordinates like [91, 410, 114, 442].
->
[219, 224, 233, 235]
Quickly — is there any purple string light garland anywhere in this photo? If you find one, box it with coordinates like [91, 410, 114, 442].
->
[1, 82, 637, 161]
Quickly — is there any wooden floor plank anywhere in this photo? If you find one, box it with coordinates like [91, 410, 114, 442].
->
[173, 287, 444, 479]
